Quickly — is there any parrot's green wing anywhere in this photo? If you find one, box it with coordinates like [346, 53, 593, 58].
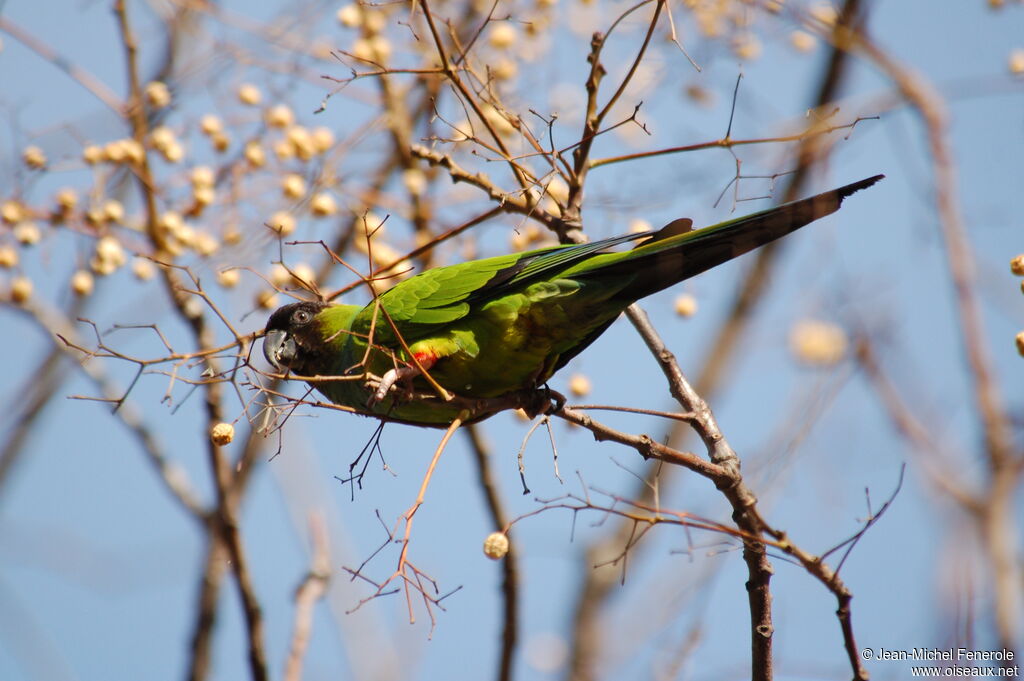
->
[356, 232, 649, 338]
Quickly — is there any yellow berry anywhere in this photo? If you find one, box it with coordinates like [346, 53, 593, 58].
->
[509, 230, 530, 252]
[674, 293, 698, 318]
[790, 30, 816, 53]
[568, 373, 591, 398]
[450, 119, 472, 142]
[337, 4, 362, 27]
[193, 232, 219, 256]
[291, 263, 316, 288]
[351, 38, 374, 62]
[628, 218, 651, 234]
[55, 188, 79, 212]
[1011, 50, 1024, 76]
[273, 139, 296, 162]
[402, 168, 427, 196]
[132, 257, 155, 280]
[265, 104, 295, 129]
[191, 165, 215, 188]
[492, 59, 518, 81]
[217, 268, 240, 288]
[144, 81, 171, 108]
[95, 235, 126, 268]
[210, 422, 235, 446]
[2, 201, 25, 224]
[0, 245, 19, 268]
[159, 211, 184, 234]
[362, 8, 386, 33]
[733, 34, 762, 61]
[211, 131, 230, 153]
[91, 257, 116, 275]
[14, 221, 42, 245]
[193, 186, 215, 208]
[256, 289, 279, 309]
[182, 297, 204, 320]
[149, 126, 175, 151]
[282, 173, 307, 199]
[523, 17, 547, 36]
[199, 114, 223, 135]
[71, 270, 95, 296]
[120, 138, 146, 164]
[489, 23, 517, 49]
[267, 211, 296, 236]
[162, 141, 185, 163]
[10, 276, 33, 304]
[310, 193, 337, 217]
[104, 140, 127, 163]
[22, 145, 47, 169]
[482, 104, 515, 137]
[358, 212, 386, 240]
[85, 207, 106, 227]
[1010, 254, 1024, 276]
[790, 320, 848, 366]
[82, 144, 105, 165]
[286, 126, 310, 145]
[1017, 331, 1024, 357]
[483, 532, 509, 560]
[237, 83, 261, 106]
[103, 199, 125, 223]
[238, 142, 263, 169]
[171, 223, 195, 247]
[544, 176, 569, 204]
[809, 2, 838, 27]
[269, 264, 291, 287]
[311, 127, 335, 154]
[287, 126, 316, 160]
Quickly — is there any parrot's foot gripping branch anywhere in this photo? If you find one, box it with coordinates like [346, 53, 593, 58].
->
[366, 352, 438, 407]
[523, 385, 565, 419]
[367, 365, 419, 407]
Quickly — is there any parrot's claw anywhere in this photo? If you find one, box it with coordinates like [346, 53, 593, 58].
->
[522, 385, 566, 418]
[546, 387, 566, 415]
[367, 365, 421, 407]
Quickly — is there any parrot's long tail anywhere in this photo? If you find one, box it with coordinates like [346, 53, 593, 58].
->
[598, 174, 884, 302]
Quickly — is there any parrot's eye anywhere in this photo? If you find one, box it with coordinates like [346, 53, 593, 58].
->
[292, 309, 312, 325]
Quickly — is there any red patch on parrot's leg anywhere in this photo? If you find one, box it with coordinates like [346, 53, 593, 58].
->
[412, 350, 438, 369]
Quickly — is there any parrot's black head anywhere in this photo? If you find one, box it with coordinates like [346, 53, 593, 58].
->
[263, 301, 328, 375]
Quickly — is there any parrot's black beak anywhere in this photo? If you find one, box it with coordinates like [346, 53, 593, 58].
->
[263, 329, 298, 370]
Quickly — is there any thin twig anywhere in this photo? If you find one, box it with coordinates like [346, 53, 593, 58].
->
[465, 425, 520, 681]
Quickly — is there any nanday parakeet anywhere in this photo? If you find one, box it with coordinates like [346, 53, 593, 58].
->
[263, 175, 882, 427]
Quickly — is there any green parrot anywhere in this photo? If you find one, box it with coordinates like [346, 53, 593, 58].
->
[263, 175, 882, 426]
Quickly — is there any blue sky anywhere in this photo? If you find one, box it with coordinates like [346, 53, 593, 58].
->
[1, 1, 1022, 680]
